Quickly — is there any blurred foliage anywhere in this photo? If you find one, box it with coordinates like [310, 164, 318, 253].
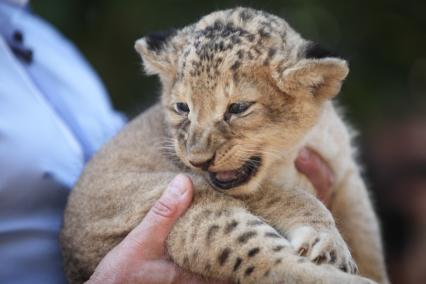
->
[32, 0, 426, 129]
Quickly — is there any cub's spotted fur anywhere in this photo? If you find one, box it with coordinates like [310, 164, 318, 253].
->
[61, 7, 389, 284]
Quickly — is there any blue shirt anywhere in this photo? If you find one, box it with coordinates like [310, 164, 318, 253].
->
[0, 2, 125, 283]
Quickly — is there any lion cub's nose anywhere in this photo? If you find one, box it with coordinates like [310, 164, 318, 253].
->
[189, 155, 215, 171]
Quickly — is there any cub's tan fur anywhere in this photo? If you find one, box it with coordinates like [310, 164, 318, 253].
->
[61, 7, 389, 284]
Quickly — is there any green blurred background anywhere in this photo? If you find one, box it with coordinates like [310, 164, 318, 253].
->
[32, 1, 426, 283]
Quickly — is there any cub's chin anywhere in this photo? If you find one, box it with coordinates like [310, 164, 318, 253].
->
[207, 156, 262, 191]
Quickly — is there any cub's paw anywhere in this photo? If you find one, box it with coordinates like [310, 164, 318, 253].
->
[287, 226, 358, 274]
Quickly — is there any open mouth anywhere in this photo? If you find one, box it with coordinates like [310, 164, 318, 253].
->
[208, 156, 262, 190]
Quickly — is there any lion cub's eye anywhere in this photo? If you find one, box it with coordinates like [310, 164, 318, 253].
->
[175, 102, 190, 114]
[228, 102, 253, 114]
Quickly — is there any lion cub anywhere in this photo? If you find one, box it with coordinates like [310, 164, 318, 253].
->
[61, 7, 389, 284]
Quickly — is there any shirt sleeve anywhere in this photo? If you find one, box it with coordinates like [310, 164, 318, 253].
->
[0, 3, 125, 284]
[20, 5, 126, 161]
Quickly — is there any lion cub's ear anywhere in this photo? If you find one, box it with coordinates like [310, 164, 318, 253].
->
[135, 29, 180, 81]
[273, 44, 349, 100]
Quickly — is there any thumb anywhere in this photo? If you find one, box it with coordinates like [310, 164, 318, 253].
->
[122, 174, 194, 258]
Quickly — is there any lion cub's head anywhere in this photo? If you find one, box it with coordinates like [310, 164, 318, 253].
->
[135, 7, 348, 195]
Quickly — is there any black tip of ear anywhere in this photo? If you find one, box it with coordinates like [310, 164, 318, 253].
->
[145, 28, 177, 52]
[305, 42, 341, 59]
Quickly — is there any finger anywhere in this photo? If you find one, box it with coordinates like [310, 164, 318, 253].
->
[295, 148, 335, 205]
[121, 174, 194, 258]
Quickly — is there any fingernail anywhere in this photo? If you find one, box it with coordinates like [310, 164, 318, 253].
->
[167, 174, 189, 196]
[298, 148, 310, 162]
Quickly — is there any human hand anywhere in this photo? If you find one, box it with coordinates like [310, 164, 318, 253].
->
[295, 148, 335, 207]
[87, 174, 229, 284]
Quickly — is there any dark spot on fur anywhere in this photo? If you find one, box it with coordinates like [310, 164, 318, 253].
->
[246, 34, 255, 42]
[183, 255, 190, 266]
[268, 48, 277, 58]
[231, 60, 241, 71]
[238, 231, 257, 243]
[180, 235, 186, 246]
[247, 51, 254, 60]
[274, 258, 282, 265]
[264, 48, 275, 64]
[272, 245, 285, 252]
[310, 219, 324, 225]
[330, 250, 337, 264]
[206, 225, 220, 243]
[297, 257, 307, 263]
[312, 237, 320, 246]
[264, 269, 270, 277]
[276, 59, 286, 74]
[248, 247, 260, 257]
[266, 198, 280, 207]
[232, 72, 240, 83]
[218, 248, 231, 266]
[258, 27, 271, 38]
[237, 49, 244, 59]
[214, 19, 224, 29]
[245, 266, 255, 276]
[215, 209, 230, 217]
[305, 42, 340, 59]
[192, 210, 212, 229]
[145, 28, 177, 52]
[263, 57, 270, 66]
[192, 250, 199, 260]
[231, 34, 241, 44]
[247, 220, 263, 226]
[265, 231, 281, 238]
[216, 43, 225, 52]
[253, 47, 262, 55]
[239, 9, 253, 22]
[225, 220, 239, 234]
[233, 257, 243, 271]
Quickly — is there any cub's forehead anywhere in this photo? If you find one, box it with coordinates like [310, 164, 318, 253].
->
[193, 7, 294, 40]
[175, 7, 304, 88]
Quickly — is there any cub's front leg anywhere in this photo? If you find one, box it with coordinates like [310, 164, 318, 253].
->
[246, 185, 358, 275]
[168, 180, 374, 284]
